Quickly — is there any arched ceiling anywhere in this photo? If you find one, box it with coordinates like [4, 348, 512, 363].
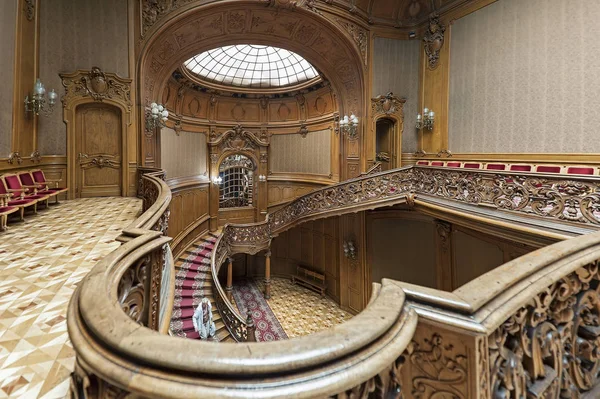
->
[326, 0, 471, 28]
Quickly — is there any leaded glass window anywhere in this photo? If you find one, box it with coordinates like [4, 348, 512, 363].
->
[184, 45, 319, 89]
[218, 154, 255, 208]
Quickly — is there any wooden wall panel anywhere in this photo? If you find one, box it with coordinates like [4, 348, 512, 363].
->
[269, 130, 332, 176]
[0, 0, 17, 157]
[160, 127, 207, 179]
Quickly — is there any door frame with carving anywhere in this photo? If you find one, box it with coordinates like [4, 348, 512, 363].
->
[370, 93, 406, 170]
[61, 68, 133, 199]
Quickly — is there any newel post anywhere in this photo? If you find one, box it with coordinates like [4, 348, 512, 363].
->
[226, 257, 233, 302]
[246, 310, 256, 342]
[264, 250, 271, 299]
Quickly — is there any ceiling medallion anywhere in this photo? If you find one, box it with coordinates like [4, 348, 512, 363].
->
[423, 14, 446, 70]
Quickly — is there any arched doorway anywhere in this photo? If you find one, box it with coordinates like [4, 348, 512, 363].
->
[219, 154, 255, 209]
[375, 118, 395, 171]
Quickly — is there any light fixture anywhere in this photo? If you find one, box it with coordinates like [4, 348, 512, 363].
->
[212, 176, 222, 185]
[339, 113, 359, 139]
[416, 107, 434, 131]
[258, 175, 267, 182]
[24, 79, 57, 116]
[146, 102, 169, 130]
[343, 240, 357, 260]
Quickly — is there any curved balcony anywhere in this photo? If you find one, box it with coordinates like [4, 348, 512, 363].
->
[68, 164, 600, 397]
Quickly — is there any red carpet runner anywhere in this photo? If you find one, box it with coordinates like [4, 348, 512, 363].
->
[232, 280, 288, 342]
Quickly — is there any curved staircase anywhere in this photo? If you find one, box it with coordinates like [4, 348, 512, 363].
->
[169, 232, 234, 342]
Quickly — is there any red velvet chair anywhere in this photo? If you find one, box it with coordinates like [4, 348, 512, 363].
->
[486, 163, 506, 170]
[3, 173, 49, 209]
[31, 169, 68, 202]
[18, 171, 62, 204]
[446, 162, 461, 167]
[566, 166, 595, 175]
[416, 161, 429, 166]
[0, 177, 39, 220]
[536, 165, 562, 174]
[0, 194, 18, 231]
[463, 163, 481, 169]
[430, 161, 444, 166]
[509, 164, 532, 172]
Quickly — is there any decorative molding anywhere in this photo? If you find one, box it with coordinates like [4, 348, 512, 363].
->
[335, 18, 368, 65]
[298, 123, 309, 138]
[371, 92, 406, 117]
[423, 14, 446, 70]
[413, 150, 427, 157]
[24, 0, 35, 21]
[61, 67, 132, 109]
[435, 220, 451, 253]
[436, 149, 452, 158]
[209, 125, 269, 153]
[7, 152, 23, 165]
[173, 116, 182, 136]
[30, 150, 41, 163]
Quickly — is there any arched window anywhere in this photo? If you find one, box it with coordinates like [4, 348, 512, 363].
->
[218, 154, 255, 208]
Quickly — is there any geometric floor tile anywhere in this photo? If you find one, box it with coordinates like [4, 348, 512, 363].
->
[0, 197, 141, 399]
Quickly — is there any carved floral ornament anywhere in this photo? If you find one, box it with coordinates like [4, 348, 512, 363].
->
[61, 67, 132, 110]
[423, 14, 446, 70]
[209, 125, 269, 153]
[371, 92, 406, 117]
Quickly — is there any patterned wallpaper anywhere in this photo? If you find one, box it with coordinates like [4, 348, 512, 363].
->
[0, 0, 17, 157]
[38, 0, 129, 155]
[372, 38, 420, 153]
[449, 0, 600, 153]
[161, 128, 208, 179]
[270, 129, 331, 175]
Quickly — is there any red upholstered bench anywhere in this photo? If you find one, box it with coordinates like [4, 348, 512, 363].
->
[486, 163, 506, 170]
[536, 165, 562, 174]
[31, 169, 68, 203]
[416, 161, 429, 166]
[0, 177, 39, 220]
[446, 162, 461, 167]
[0, 194, 19, 231]
[463, 163, 481, 169]
[509, 164, 532, 172]
[566, 166, 595, 175]
[430, 161, 444, 166]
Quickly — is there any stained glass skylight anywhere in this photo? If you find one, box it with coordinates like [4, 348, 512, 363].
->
[183, 45, 319, 89]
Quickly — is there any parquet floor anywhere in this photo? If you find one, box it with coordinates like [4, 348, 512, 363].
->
[0, 198, 141, 399]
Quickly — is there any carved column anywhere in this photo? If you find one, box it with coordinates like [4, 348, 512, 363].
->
[434, 219, 453, 291]
[226, 257, 233, 302]
[264, 250, 271, 299]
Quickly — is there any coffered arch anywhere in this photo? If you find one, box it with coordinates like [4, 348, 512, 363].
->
[138, 1, 366, 171]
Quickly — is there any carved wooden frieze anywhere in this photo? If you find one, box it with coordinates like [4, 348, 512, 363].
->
[209, 125, 269, 154]
[371, 92, 406, 117]
[61, 67, 132, 111]
[423, 14, 446, 69]
[24, 0, 35, 21]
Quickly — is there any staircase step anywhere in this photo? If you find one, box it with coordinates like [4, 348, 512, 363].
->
[216, 328, 230, 342]
[175, 260, 212, 272]
[178, 298, 216, 311]
[175, 268, 212, 281]
[176, 284, 212, 297]
[221, 335, 235, 343]
[179, 310, 221, 331]
[185, 248, 212, 258]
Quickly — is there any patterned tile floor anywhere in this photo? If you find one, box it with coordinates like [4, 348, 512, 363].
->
[0, 198, 141, 399]
[254, 278, 353, 338]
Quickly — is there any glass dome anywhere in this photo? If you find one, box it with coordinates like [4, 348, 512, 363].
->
[183, 45, 319, 89]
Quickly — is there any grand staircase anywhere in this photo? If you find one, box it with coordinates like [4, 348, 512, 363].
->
[169, 232, 234, 342]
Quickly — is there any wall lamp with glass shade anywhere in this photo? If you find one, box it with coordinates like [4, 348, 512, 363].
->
[146, 102, 169, 130]
[339, 113, 359, 139]
[24, 79, 57, 116]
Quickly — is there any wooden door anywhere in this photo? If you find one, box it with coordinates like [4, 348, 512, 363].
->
[75, 103, 123, 197]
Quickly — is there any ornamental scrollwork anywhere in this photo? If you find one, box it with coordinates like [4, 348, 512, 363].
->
[489, 261, 600, 398]
[371, 92, 406, 117]
[423, 14, 446, 70]
[117, 255, 149, 326]
[330, 355, 405, 398]
[61, 67, 132, 110]
[335, 18, 368, 65]
[24, 0, 35, 21]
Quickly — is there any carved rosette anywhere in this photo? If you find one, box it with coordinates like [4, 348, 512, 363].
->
[423, 14, 446, 70]
[61, 67, 132, 110]
[489, 262, 600, 398]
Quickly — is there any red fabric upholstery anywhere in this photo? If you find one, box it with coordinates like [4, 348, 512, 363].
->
[509, 164, 532, 172]
[486, 163, 506, 170]
[536, 165, 562, 173]
[430, 161, 444, 166]
[566, 167, 594, 175]
[416, 161, 429, 165]
[446, 162, 461, 167]
[0, 179, 8, 195]
[18, 172, 36, 187]
[463, 163, 481, 169]
[31, 169, 68, 194]
[7, 198, 36, 206]
[31, 170, 46, 183]
[4, 175, 25, 197]
[0, 206, 17, 215]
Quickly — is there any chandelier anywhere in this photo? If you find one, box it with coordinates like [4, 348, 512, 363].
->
[416, 107, 434, 131]
[146, 102, 169, 130]
[24, 79, 57, 116]
[339, 113, 359, 139]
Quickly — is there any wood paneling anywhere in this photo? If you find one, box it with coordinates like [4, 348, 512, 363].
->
[160, 127, 207, 179]
[0, 155, 67, 200]
[270, 217, 340, 302]
[269, 129, 332, 176]
[0, 0, 17, 157]
[267, 180, 328, 208]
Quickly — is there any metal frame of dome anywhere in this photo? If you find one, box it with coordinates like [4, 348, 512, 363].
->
[183, 44, 320, 89]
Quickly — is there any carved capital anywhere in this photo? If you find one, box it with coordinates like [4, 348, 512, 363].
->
[423, 14, 446, 70]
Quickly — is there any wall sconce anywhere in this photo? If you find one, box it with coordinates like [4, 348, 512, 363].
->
[343, 240, 357, 260]
[146, 102, 169, 130]
[416, 107, 434, 131]
[7, 151, 22, 165]
[258, 175, 267, 182]
[24, 78, 57, 116]
[339, 113, 359, 139]
[212, 175, 222, 185]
